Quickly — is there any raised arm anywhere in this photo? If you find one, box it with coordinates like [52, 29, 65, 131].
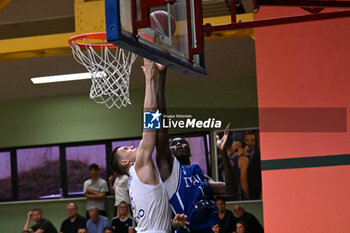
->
[155, 63, 173, 181]
[23, 211, 32, 231]
[134, 59, 157, 179]
[208, 123, 237, 195]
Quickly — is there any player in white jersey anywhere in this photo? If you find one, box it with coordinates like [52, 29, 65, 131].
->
[110, 59, 188, 233]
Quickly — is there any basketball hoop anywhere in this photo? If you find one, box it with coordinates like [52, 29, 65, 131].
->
[68, 32, 137, 109]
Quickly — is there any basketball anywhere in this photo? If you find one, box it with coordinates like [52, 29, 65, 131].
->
[150, 10, 176, 36]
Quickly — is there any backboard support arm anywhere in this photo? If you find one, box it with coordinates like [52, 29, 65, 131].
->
[204, 0, 350, 36]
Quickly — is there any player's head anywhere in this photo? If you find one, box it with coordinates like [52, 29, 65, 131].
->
[110, 146, 137, 175]
[169, 137, 191, 165]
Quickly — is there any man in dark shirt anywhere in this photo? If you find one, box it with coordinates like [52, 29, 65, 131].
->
[60, 203, 86, 233]
[23, 208, 58, 233]
[216, 197, 235, 233]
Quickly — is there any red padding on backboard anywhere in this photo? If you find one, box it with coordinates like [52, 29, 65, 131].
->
[262, 165, 350, 233]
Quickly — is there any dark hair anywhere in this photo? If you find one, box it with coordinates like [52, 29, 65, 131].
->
[32, 208, 42, 214]
[89, 163, 99, 171]
[226, 131, 244, 150]
[103, 226, 114, 233]
[242, 131, 256, 146]
[110, 147, 129, 175]
[215, 196, 226, 203]
[236, 219, 248, 229]
[119, 201, 127, 206]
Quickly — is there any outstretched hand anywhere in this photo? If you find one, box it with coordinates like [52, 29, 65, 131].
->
[141, 58, 156, 79]
[216, 123, 231, 151]
[171, 214, 189, 228]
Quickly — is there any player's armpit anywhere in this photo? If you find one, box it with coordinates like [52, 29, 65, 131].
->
[156, 149, 173, 181]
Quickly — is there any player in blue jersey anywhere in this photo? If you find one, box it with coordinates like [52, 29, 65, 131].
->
[154, 64, 237, 233]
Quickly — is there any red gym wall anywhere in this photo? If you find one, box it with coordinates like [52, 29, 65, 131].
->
[254, 7, 350, 233]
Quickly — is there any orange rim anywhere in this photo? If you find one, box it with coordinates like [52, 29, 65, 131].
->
[68, 32, 155, 49]
[68, 32, 117, 49]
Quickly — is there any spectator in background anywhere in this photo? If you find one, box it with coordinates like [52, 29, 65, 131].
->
[77, 228, 87, 233]
[108, 172, 130, 216]
[83, 163, 108, 219]
[235, 220, 247, 233]
[227, 139, 249, 200]
[216, 197, 235, 233]
[86, 207, 110, 233]
[103, 226, 114, 233]
[111, 201, 135, 233]
[60, 203, 86, 233]
[233, 205, 264, 233]
[242, 132, 262, 200]
[23, 208, 58, 233]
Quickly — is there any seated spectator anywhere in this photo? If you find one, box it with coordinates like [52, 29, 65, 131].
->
[77, 228, 87, 233]
[212, 224, 220, 233]
[60, 203, 86, 233]
[111, 201, 135, 233]
[103, 226, 114, 233]
[216, 197, 235, 233]
[87, 207, 110, 233]
[233, 205, 264, 233]
[236, 220, 247, 233]
[23, 208, 58, 233]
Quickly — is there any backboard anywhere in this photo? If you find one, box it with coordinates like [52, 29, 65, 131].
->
[105, 0, 206, 76]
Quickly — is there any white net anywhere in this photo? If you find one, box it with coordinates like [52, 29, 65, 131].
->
[69, 36, 137, 109]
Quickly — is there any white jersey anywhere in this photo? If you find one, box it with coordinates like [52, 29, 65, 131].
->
[128, 164, 172, 233]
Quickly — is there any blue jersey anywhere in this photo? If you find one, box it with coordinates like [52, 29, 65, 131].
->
[164, 158, 217, 233]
